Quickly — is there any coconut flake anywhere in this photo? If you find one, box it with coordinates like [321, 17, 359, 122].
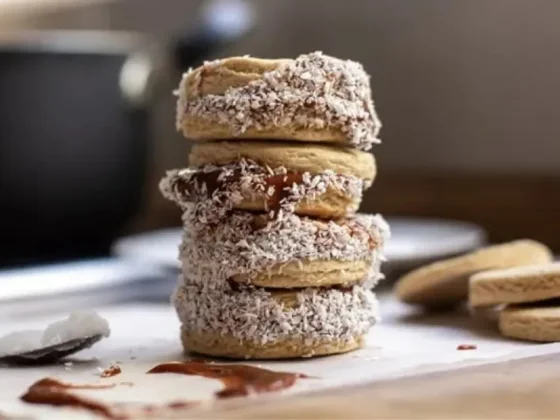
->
[42, 311, 110, 347]
[0, 311, 110, 357]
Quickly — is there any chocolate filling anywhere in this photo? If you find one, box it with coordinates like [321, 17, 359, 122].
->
[226, 278, 356, 293]
[147, 361, 308, 398]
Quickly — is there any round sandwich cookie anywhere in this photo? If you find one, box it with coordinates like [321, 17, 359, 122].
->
[470, 262, 560, 307]
[394, 240, 553, 307]
[160, 141, 376, 219]
[180, 211, 389, 288]
[176, 51, 381, 151]
[499, 303, 560, 342]
[173, 282, 378, 359]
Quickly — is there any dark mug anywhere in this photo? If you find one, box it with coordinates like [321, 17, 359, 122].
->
[0, 31, 156, 264]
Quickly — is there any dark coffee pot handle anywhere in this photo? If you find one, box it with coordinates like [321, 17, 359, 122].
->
[174, 0, 256, 71]
[119, 48, 158, 108]
[119, 0, 256, 107]
[174, 26, 228, 71]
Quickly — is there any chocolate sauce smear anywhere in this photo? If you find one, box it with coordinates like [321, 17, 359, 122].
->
[21, 378, 120, 419]
[20, 363, 306, 418]
[21, 378, 199, 419]
[147, 361, 308, 399]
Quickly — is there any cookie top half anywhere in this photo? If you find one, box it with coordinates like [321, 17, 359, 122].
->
[470, 262, 560, 307]
[176, 51, 381, 151]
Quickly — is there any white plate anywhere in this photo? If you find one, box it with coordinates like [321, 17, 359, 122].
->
[112, 217, 486, 273]
[0, 259, 174, 316]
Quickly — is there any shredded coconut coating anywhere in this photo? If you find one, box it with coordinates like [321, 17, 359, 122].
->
[159, 159, 365, 222]
[177, 51, 381, 151]
[179, 211, 389, 285]
[173, 280, 379, 345]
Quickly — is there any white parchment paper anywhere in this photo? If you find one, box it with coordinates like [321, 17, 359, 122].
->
[1, 293, 558, 419]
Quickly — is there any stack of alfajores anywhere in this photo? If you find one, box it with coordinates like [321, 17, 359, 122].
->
[160, 51, 390, 359]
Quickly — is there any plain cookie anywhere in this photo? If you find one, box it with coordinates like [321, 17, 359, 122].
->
[394, 240, 553, 307]
[500, 304, 560, 342]
[176, 52, 381, 151]
[470, 262, 560, 307]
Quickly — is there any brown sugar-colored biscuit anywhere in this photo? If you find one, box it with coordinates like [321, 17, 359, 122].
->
[470, 262, 560, 307]
[161, 141, 375, 219]
[394, 240, 553, 307]
[499, 303, 560, 342]
[176, 52, 381, 151]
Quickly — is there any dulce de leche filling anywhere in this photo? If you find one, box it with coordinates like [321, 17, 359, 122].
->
[160, 159, 365, 220]
[182, 168, 304, 214]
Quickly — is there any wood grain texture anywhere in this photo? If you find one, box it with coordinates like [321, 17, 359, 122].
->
[192, 354, 560, 419]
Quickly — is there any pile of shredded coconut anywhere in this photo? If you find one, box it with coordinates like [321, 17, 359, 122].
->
[174, 281, 379, 344]
[42, 311, 110, 347]
[179, 211, 389, 285]
[0, 311, 110, 357]
[159, 158, 365, 223]
[178, 51, 381, 151]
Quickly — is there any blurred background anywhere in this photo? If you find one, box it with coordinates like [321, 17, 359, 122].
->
[1, 0, 560, 267]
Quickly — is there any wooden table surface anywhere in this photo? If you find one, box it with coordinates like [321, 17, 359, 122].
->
[194, 354, 560, 419]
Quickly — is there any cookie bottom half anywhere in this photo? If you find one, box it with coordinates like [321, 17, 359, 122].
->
[499, 304, 560, 342]
[180, 327, 366, 359]
[230, 259, 377, 288]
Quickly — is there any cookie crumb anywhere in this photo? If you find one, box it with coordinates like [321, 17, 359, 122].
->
[457, 344, 477, 350]
[100, 364, 122, 378]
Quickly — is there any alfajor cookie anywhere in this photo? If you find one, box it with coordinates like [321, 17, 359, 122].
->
[160, 141, 376, 219]
[394, 240, 553, 307]
[470, 262, 560, 307]
[174, 281, 378, 359]
[180, 211, 389, 288]
[499, 303, 560, 342]
[176, 51, 381, 151]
